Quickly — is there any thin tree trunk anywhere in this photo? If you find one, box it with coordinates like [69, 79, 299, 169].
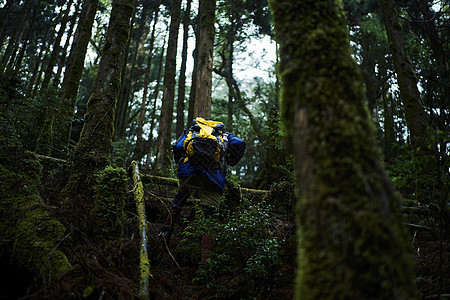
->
[155, 0, 182, 170]
[32, 31, 56, 95]
[64, 0, 136, 209]
[115, 5, 138, 140]
[53, 0, 82, 88]
[135, 5, 161, 160]
[13, 0, 42, 72]
[175, 0, 192, 138]
[187, 26, 198, 127]
[378, 0, 430, 153]
[27, 32, 48, 97]
[269, 0, 418, 298]
[0, 0, 33, 73]
[193, 0, 216, 119]
[146, 43, 166, 167]
[53, 0, 99, 156]
[41, 0, 74, 91]
[0, 0, 16, 47]
[383, 92, 395, 162]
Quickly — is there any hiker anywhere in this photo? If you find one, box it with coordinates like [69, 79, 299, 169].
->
[160, 117, 246, 264]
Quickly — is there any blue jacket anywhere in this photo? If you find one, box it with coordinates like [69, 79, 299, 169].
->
[173, 130, 246, 191]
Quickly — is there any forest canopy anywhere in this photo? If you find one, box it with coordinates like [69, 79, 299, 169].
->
[0, 0, 448, 298]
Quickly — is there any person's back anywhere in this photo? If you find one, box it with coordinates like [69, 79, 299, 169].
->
[160, 117, 246, 264]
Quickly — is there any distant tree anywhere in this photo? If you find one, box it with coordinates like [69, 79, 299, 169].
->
[53, 0, 82, 87]
[175, 0, 192, 138]
[193, 0, 217, 119]
[155, 0, 182, 170]
[64, 0, 135, 210]
[53, 0, 99, 156]
[40, 0, 74, 91]
[12, 0, 42, 72]
[269, 0, 417, 298]
[378, 0, 431, 154]
[0, 0, 34, 73]
[134, 4, 162, 160]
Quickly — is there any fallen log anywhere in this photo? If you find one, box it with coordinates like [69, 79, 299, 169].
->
[140, 174, 269, 196]
[130, 161, 150, 300]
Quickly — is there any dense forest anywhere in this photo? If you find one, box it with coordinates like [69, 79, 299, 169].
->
[0, 0, 448, 299]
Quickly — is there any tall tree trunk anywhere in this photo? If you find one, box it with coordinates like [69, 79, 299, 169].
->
[187, 26, 199, 126]
[53, 0, 99, 156]
[13, 0, 42, 72]
[27, 31, 49, 96]
[383, 92, 395, 162]
[115, 6, 138, 140]
[378, 0, 430, 153]
[155, 0, 182, 170]
[41, 0, 74, 91]
[193, 0, 216, 119]
[53, 0, 82, 88]
[0, 0, 33, 73]
[64, 0, 136, 210]
[32, 31, 57, 94]
[175, 0, 192, 138]
[0, 0, 16, 47]
[135, 4, 161, 160]
[269, 0, 418, 298]
[146, 43, 166, 167]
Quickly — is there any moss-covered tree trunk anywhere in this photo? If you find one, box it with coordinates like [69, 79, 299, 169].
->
[378, 0, 430, 153]
[64, 0, 135, 210]
[52, 0, 99, 156]
[193, 0, 216, 119]
[0, 149, 72, 286]
[269, 0, 417, 299]
[155, 0, 181, 170]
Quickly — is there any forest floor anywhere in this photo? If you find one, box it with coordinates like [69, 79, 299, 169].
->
[0, 165, 296, 299]
[1, 163, 448, 299]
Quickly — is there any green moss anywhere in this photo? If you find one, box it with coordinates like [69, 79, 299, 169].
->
[90, 165, 128, 240]
[270, 0, 417, 298]
[0, 148, 72, 283]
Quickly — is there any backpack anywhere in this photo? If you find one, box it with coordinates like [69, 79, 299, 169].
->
[182, 117, 227, 170]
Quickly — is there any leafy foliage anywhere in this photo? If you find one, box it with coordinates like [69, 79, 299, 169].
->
[182, 198, 282, 298]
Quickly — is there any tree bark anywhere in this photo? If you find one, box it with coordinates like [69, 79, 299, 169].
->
[130, 161, 151, 299]
[193, 0, 216, 119]
[13, 0, 42, 72]
[41, 0, 74, 91]
[115, 5, 138, 140]
[135, 4, 161, 160]
[0, 0, 16, 48]
[53, 0, 99, 156]
[187, 26, 199, 126]
[378, 0, 430, 153]
[0, 0, 33, 73]
[64, 0, 135, 210]
[53, 0, 82, 88]
[175, 0, 192, 138]
[0, 150, 72, 284]
[269, 0, 417, 298]
[155, 0, 182, 170]
[27, 31, 49, 96]
[146, 43, 166, 167]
